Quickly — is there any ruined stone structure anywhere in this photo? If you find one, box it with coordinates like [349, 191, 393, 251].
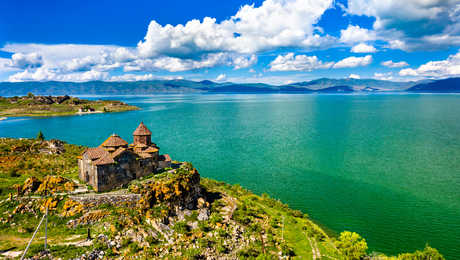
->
[78, 122, 171, 192]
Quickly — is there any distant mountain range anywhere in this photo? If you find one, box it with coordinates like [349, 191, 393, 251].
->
[0, 77, 459, 95]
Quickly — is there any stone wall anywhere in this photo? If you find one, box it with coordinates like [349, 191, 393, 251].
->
[69, 194, 141, 206]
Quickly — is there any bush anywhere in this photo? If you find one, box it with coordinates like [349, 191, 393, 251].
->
[335, 231, 368, 260]
[397, 245, 445, 260]
[173, 221, 189, 234]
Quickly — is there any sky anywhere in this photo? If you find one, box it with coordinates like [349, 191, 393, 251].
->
[0, 0, 459, 84]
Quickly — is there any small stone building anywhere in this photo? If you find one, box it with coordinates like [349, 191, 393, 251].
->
[78, 122, 171, 192]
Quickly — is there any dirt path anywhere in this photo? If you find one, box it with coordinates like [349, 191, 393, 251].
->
[307, 235, 321, 260]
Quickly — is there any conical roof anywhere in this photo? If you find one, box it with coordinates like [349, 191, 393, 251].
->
[133, 122, 152, 136]
[101, 134, 128, 147]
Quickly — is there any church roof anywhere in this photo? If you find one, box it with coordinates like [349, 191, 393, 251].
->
[93, 154, 115, 165]
[133, 122, 152, 136]
[111, 147, 127, 158]
[159, 154, 171, 162]
[138, 152, 153, 159]
[101, 134, 128, 147]
[144, 147, 159, 153]
[83, 147, 110, 160]
[134, 143, 148, 148]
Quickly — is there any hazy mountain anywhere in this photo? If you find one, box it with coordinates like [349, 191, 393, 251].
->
[407, 78, 460, 93]
[0, 78, 450, 96]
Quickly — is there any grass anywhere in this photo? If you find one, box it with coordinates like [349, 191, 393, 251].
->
[0, 139, 446, 259]
[0, 95, 139, 117]
[200, 178, 342, 259]
[0, 138, 85, 197]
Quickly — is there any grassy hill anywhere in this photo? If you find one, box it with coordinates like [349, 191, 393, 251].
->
[0, 94, 139, 117]
[0, 138, 445, 259]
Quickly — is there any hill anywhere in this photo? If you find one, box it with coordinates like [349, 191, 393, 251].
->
[0, 137, 445, 259]
[0, 94, 139, 117]
[0, 78, 428, 96]
[407, 78, 460, 93]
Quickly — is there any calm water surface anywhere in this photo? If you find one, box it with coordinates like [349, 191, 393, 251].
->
[1, 94, 459, 258]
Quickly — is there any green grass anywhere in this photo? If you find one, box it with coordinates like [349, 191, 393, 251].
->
[0, 96, 139, 117]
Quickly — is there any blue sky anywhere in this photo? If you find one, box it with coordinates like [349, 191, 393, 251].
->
[1, 0, 459, 84]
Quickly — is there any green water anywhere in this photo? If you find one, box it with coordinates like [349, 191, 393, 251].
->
[1, 94, 459, 258]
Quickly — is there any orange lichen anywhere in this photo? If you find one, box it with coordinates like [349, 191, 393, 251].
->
[61, 199, 84, 217]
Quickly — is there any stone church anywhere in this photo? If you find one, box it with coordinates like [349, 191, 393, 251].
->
[78, 122, 171, 192]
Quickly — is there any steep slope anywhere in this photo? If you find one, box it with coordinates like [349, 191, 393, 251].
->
[408, 78, 460, 93]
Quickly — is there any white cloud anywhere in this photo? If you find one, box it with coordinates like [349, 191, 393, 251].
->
[269, 53, 333, 71]
[109, 73, 157, 82]
[138, 0, 335, 57]
[1, 43, 121, 67]
[10, 53, 43, 69]
[351, 43, 376, 53]
[333, 55, 373, 68]
[269, 53, 373, 71]
[381, 60, 409, 68]
[348, 74, 361, 79]
[374, 72, 394, 80]
[8, 68, 109, 82]
[399, 50, 460, 78]
[124, 53, 256, 72]
[216, 74, 227, 81]
[340, 25, 376, 44]
[346, 0, 460, 50]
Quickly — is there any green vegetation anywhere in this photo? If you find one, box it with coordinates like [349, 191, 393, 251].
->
[0, 95, 139, 117]
[335, 231, 368, 260]
[36, 130, 45, 141]
[0, 138, 84, 197]
[0, 138, 446, 259]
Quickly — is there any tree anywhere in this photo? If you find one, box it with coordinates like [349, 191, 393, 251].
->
[37, 130, 45, 141]
[27, 92, 34, 98]
[335, 231, 368, 260]
[397, 245, 445, 260]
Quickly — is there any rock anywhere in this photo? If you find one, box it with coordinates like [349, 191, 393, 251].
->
[197, 197, 206, 208]
[197, 208, 210, 221]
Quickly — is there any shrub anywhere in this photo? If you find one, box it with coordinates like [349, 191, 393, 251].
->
[335, 231, 368, 260]
[173, 221, 189, 234]
[397, 245, 445, 260]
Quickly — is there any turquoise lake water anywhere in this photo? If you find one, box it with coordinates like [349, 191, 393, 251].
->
[1, 94, 459, 258]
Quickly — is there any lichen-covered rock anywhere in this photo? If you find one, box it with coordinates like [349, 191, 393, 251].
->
[135, 163, 201, 210]
[21, 176, 42, 195]
[36, 175, 75, 194]
[61, 199, 84, 217]
[40, 196, 60, 212]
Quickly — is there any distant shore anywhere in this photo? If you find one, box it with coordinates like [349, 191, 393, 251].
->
[0, 94, 139, 117]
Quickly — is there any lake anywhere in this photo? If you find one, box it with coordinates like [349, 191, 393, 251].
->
[1, 94, 459, 259]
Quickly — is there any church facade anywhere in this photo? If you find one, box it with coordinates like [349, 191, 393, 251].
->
[78, 122, 171, 192]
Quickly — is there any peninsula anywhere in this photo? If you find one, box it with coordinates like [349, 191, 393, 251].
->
[0, 126, 445, 259]
[0, 93, 139, 117]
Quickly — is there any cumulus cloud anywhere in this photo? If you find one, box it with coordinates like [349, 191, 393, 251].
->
[216, 74, 227, 81]
[340, 25, 376, 44]
[269, 53, 373, 71]
[399, 50, 460, 78]
[346, 0, 460, 50]
[351, 43, 376, 53]
[374, 72, 394, 80]
[8, 68, 109, 82]
[269, 53, 333, 71]
[138, 0, 335, 57]
[0, 42, 258, 81]
[124, 53, 256, 72]
[10, 53, 43, 69]
[333, 55, 372, 68]
[381, 60, 409, 68]
[109, 73, 157, 82]
[348, 74, 360, 79]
